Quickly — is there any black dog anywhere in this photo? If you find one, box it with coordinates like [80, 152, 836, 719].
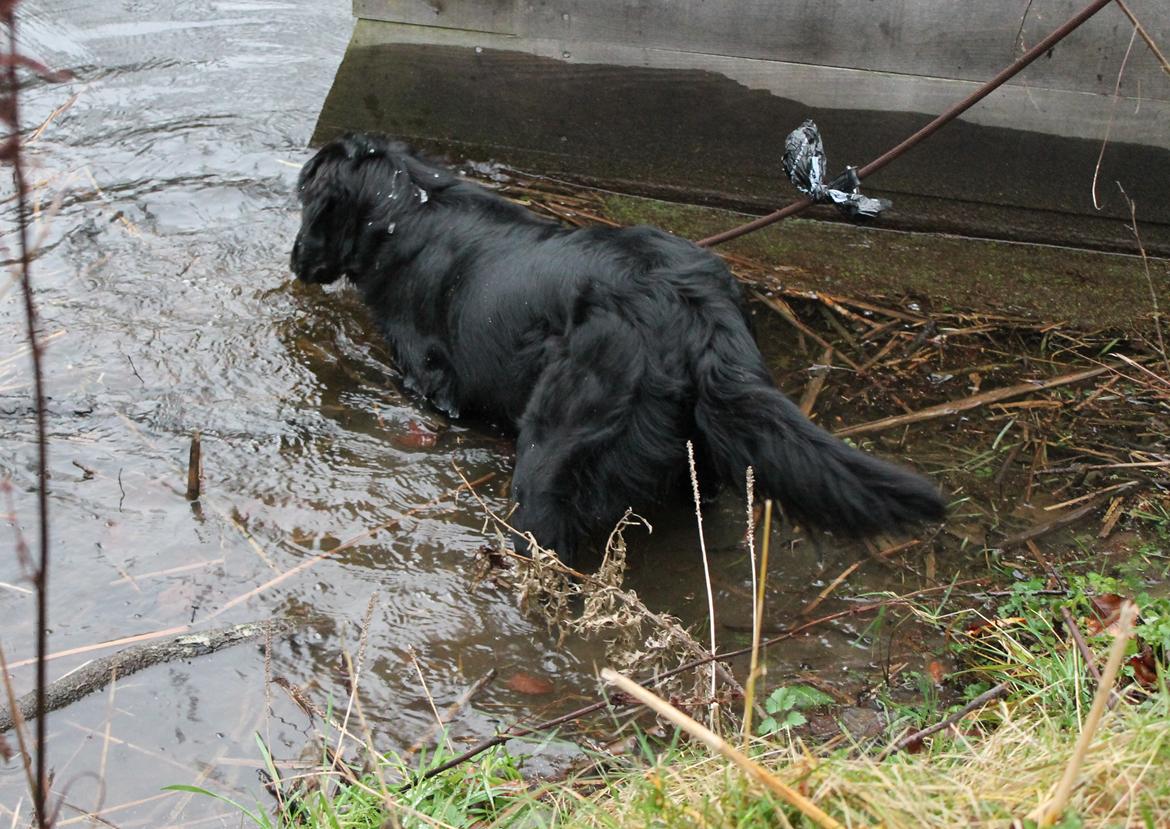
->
[291, 134, 945, 562]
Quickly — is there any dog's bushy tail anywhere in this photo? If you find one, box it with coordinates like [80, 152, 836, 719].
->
[692, 334, 946, 535]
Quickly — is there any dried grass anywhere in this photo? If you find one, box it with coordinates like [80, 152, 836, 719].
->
[461, 467, 741, 708]
[554, 689, 1170, 828]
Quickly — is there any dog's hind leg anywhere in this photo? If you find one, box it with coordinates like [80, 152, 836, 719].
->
[509, 315, 689, 564]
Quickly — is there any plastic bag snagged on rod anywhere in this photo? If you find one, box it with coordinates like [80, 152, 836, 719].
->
[782, 119, 890, 222]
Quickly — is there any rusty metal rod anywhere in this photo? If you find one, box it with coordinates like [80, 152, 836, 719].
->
[696, 0, 1118, 248]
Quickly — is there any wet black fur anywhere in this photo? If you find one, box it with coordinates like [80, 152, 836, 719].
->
[291, 133, 945, 562]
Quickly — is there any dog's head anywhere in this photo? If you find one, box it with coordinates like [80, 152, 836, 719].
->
[290, 133, 448, 285]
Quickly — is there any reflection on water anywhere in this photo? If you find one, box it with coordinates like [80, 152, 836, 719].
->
[0, 2, 956, 824]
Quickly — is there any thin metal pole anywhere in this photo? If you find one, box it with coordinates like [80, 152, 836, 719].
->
[697, 0, 1118, 248]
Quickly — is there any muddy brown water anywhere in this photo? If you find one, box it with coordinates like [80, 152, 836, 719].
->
[0, 2, 1007, 825]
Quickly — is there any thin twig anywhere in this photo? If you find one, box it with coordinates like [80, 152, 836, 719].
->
[878, 681, 1010, 760]
[408, 648, 453, 754]
[602, 669, 847, 829]
[1060, 606, 1123, 710]
[742, 499, 773, 743]
[686, 441, 719, 726]
[835, 364, 1115, 438]
[96, 668, 117, 813]
[1090, 24, 1137, 210]
[1114, 0, 1170, 75]
[406, 669, 497, 758]
[1034, 602, 1137, 825]
[0, 645, 38, 809]
[332, 593, 378, 781]
[1117, 187, 1170, 377]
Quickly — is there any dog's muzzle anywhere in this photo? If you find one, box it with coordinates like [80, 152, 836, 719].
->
[290, 233, 341, 285]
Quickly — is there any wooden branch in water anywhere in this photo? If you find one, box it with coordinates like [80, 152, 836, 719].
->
[186, 430, 202, 500]
[406, 668, 497, 758]
[1000, 482, 1138, 549]
[0, 619, 293, 733]
[834, 364, 1114, 438]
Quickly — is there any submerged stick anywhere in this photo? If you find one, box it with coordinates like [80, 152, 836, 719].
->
[834, 364, 1113, 438]
[800, 558, 864, 618]
[1000, 481, 1138, 549]
[411, 579, 981, 788]
[406, 669, 497, 758]
[0, 620, 293, 733]
[603, 669, 847, 829]
[185, 430, 202, 500]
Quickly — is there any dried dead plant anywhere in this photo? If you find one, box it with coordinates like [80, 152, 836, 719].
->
[459, 465, 743, 710]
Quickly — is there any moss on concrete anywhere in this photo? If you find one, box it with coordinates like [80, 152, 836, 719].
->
[601, 194, 1169, 332]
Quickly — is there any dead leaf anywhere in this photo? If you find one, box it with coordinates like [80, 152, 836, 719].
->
[506, 672, 554, 695]
[1085, 594, 1129, 637]
[965, 617, 1026, 637]
[391, 420, 439, 449]
[1127, 645, 1159, 690]
[927, 660, 947, 686]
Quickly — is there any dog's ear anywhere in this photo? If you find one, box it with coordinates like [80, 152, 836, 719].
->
[291, 143, 355, 285]
[290, 133, 415, 284]
[296, 137, 355, 200]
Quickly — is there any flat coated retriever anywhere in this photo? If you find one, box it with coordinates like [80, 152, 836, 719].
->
[291, 134, 945, 562]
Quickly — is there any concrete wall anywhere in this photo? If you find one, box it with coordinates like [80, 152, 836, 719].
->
[314, 1, 1170, 253]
